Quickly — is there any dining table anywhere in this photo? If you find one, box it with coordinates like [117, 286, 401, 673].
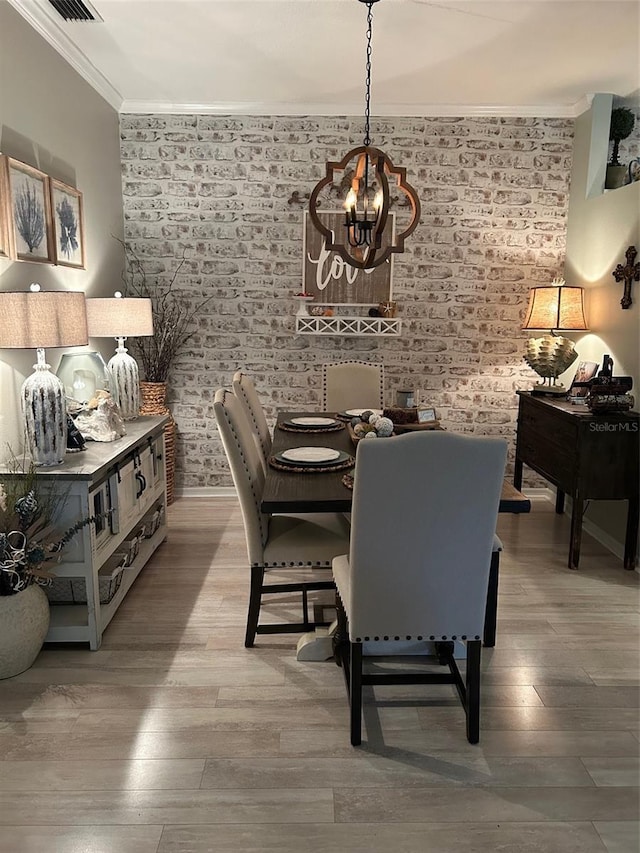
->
[262, 411, 531, 654]
[261, 411, 532, 516]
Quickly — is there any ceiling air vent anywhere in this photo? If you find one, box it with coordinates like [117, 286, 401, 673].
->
[47, 0, 103, 22]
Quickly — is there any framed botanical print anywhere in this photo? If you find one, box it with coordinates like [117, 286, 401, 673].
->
[0, 156, 13, 259]
[50, 178, 85, 269]
[6, 157, 54, 264]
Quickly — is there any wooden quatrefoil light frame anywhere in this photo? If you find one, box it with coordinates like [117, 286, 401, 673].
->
[308, 145, 421, 271]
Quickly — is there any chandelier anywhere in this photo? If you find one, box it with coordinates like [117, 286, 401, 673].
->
[308, 0, 421, 270]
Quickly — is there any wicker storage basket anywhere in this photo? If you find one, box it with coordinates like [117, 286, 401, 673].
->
[139, 382, 176, 505]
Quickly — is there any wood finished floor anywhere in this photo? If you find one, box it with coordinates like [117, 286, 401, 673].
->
[0, 497, 638, 853]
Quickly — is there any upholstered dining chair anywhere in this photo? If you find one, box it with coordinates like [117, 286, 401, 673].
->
[214, 388, 350, 647]
[322, 361, 384, 413]
[232, 370, 272, 467]
[332, 430, 507, 746]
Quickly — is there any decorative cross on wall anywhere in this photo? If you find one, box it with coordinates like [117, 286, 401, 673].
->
[612, 245, 640, 309]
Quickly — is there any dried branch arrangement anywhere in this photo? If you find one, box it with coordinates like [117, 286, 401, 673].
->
[119, 241, 214, 383]
[0, 453, 108, 596]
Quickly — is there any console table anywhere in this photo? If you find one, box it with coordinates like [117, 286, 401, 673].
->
[2, 417, 169, 649]
[514, 392, 639, 570]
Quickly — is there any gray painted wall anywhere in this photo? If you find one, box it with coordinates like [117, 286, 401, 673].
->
[0, 1, 125, 455]
[564, 93, 640, 547]
[120, 113, 574, 490]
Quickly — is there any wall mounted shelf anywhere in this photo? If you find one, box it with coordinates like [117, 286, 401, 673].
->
[295, 316, 402, 337]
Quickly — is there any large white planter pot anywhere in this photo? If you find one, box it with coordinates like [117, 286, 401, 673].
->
[0, 585, 50, 679]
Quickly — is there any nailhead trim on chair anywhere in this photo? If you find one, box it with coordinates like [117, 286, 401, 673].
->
[322, 360, 385, 410]
[236, 372, 270, 459]
[355, 632, 478, 642]
[255, 561, 333, 568]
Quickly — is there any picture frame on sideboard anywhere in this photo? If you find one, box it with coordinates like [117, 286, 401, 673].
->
[568, 360, 599, 399]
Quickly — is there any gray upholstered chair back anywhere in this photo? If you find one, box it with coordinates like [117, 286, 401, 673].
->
[322, 361, 384, 412]
[214, 388, 269, 565]
[232, 370, 272, 461]
[346, 431, 507, 641]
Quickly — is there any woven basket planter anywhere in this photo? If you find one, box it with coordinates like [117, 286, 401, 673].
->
[139, 382, 177, 505]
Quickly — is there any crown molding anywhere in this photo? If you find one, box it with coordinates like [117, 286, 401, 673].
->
[120, 99, 587, 118]
[7, 0, 123, 111]
[7, 0, 590, 121]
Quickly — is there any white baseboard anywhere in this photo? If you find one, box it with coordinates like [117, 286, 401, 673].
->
[177, 485, 558, 501]
[526, 487, 631, 566]
[176, 484, 634, 567]
[176, 486, 236, 498]
[581, 517, 626, 562]
[523, 487, 555, 501]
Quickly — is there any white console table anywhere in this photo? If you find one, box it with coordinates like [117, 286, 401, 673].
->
[12, 417, 169, 649]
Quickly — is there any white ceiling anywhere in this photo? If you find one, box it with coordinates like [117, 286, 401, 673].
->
[8, 0, 640, 116]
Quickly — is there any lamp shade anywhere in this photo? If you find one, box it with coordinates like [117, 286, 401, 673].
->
[0, 290, 88, 349]
[86, 297, 153, 338]
[522, 285, 588, 331]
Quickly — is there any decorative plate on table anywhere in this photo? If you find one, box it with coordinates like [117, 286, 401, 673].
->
[338, 408, 383, 419]
[279, 416, 344, 433]
[270, 447, 354, 473]
[291, 417, 340, 427]
[280, 447, 341, 465]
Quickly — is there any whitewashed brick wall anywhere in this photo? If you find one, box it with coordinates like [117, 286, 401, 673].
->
[120, 115, 573, 490]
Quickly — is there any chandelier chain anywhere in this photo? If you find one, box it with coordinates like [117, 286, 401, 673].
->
[364, 1, 373, 146]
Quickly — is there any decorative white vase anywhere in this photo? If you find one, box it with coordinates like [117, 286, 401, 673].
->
[108, 337, 140, 420]
[294, 295, 316, 317]
[0, 585, 50, 679]
[21, 349, 67, 467]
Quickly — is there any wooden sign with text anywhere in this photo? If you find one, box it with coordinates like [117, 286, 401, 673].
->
[302, 211, 394, 305]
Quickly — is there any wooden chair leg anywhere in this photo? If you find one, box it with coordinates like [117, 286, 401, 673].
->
[350, 642, 363, 746]
[244, 565, 264, 648]
[483, 549, 500, 647]
[466, 640, 482, 744]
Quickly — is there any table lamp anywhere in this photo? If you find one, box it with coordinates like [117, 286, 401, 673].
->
[0, 284, 88, 466]
[86, 293, 153, 420]
[522, 280, 588, 395]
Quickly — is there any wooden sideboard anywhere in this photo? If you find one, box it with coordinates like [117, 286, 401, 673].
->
[514, 391, 639, 569]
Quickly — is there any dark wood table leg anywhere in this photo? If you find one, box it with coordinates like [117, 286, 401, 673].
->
[514, 457, 523, 491]
[568, 493, 583, 570]
[555, 489, 565, 514]
[624, 496, 639, 570]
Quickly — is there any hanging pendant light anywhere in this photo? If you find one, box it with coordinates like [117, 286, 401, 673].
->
[309, 0, 420, 270]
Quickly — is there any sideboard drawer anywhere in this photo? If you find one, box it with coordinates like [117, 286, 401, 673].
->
[517, 431, 577, 491]
[517, 402, 578, 491]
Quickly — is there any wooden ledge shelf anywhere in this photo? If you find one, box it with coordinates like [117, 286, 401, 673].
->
[295, 316, 402, 337]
